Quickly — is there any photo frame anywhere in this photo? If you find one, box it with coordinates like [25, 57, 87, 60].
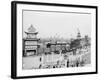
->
[11, 1, 98, 79]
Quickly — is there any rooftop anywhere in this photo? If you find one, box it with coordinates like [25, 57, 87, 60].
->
[25, 24, 38, 34]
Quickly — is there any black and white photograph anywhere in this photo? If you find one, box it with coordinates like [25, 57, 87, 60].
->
[11, 1, 97, 79]
[22, 10, 91, 69]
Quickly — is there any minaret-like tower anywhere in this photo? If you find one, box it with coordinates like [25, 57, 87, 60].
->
[77, 28, 81, 40]
[23, 24, 40, 56]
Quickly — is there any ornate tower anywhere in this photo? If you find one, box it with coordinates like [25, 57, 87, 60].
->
[77, 28, 81, 40]
[23, 25, 40, 56]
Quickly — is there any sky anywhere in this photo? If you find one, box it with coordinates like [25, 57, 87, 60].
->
[23, 10, 91, 39]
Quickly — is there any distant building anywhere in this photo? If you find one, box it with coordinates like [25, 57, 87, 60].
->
[77, 28, 81, 40]
[80, 35, 91, 47]
[23, 25, 40, 56]
[46, 41, 70, 54]
[70, 29, 81, 50]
